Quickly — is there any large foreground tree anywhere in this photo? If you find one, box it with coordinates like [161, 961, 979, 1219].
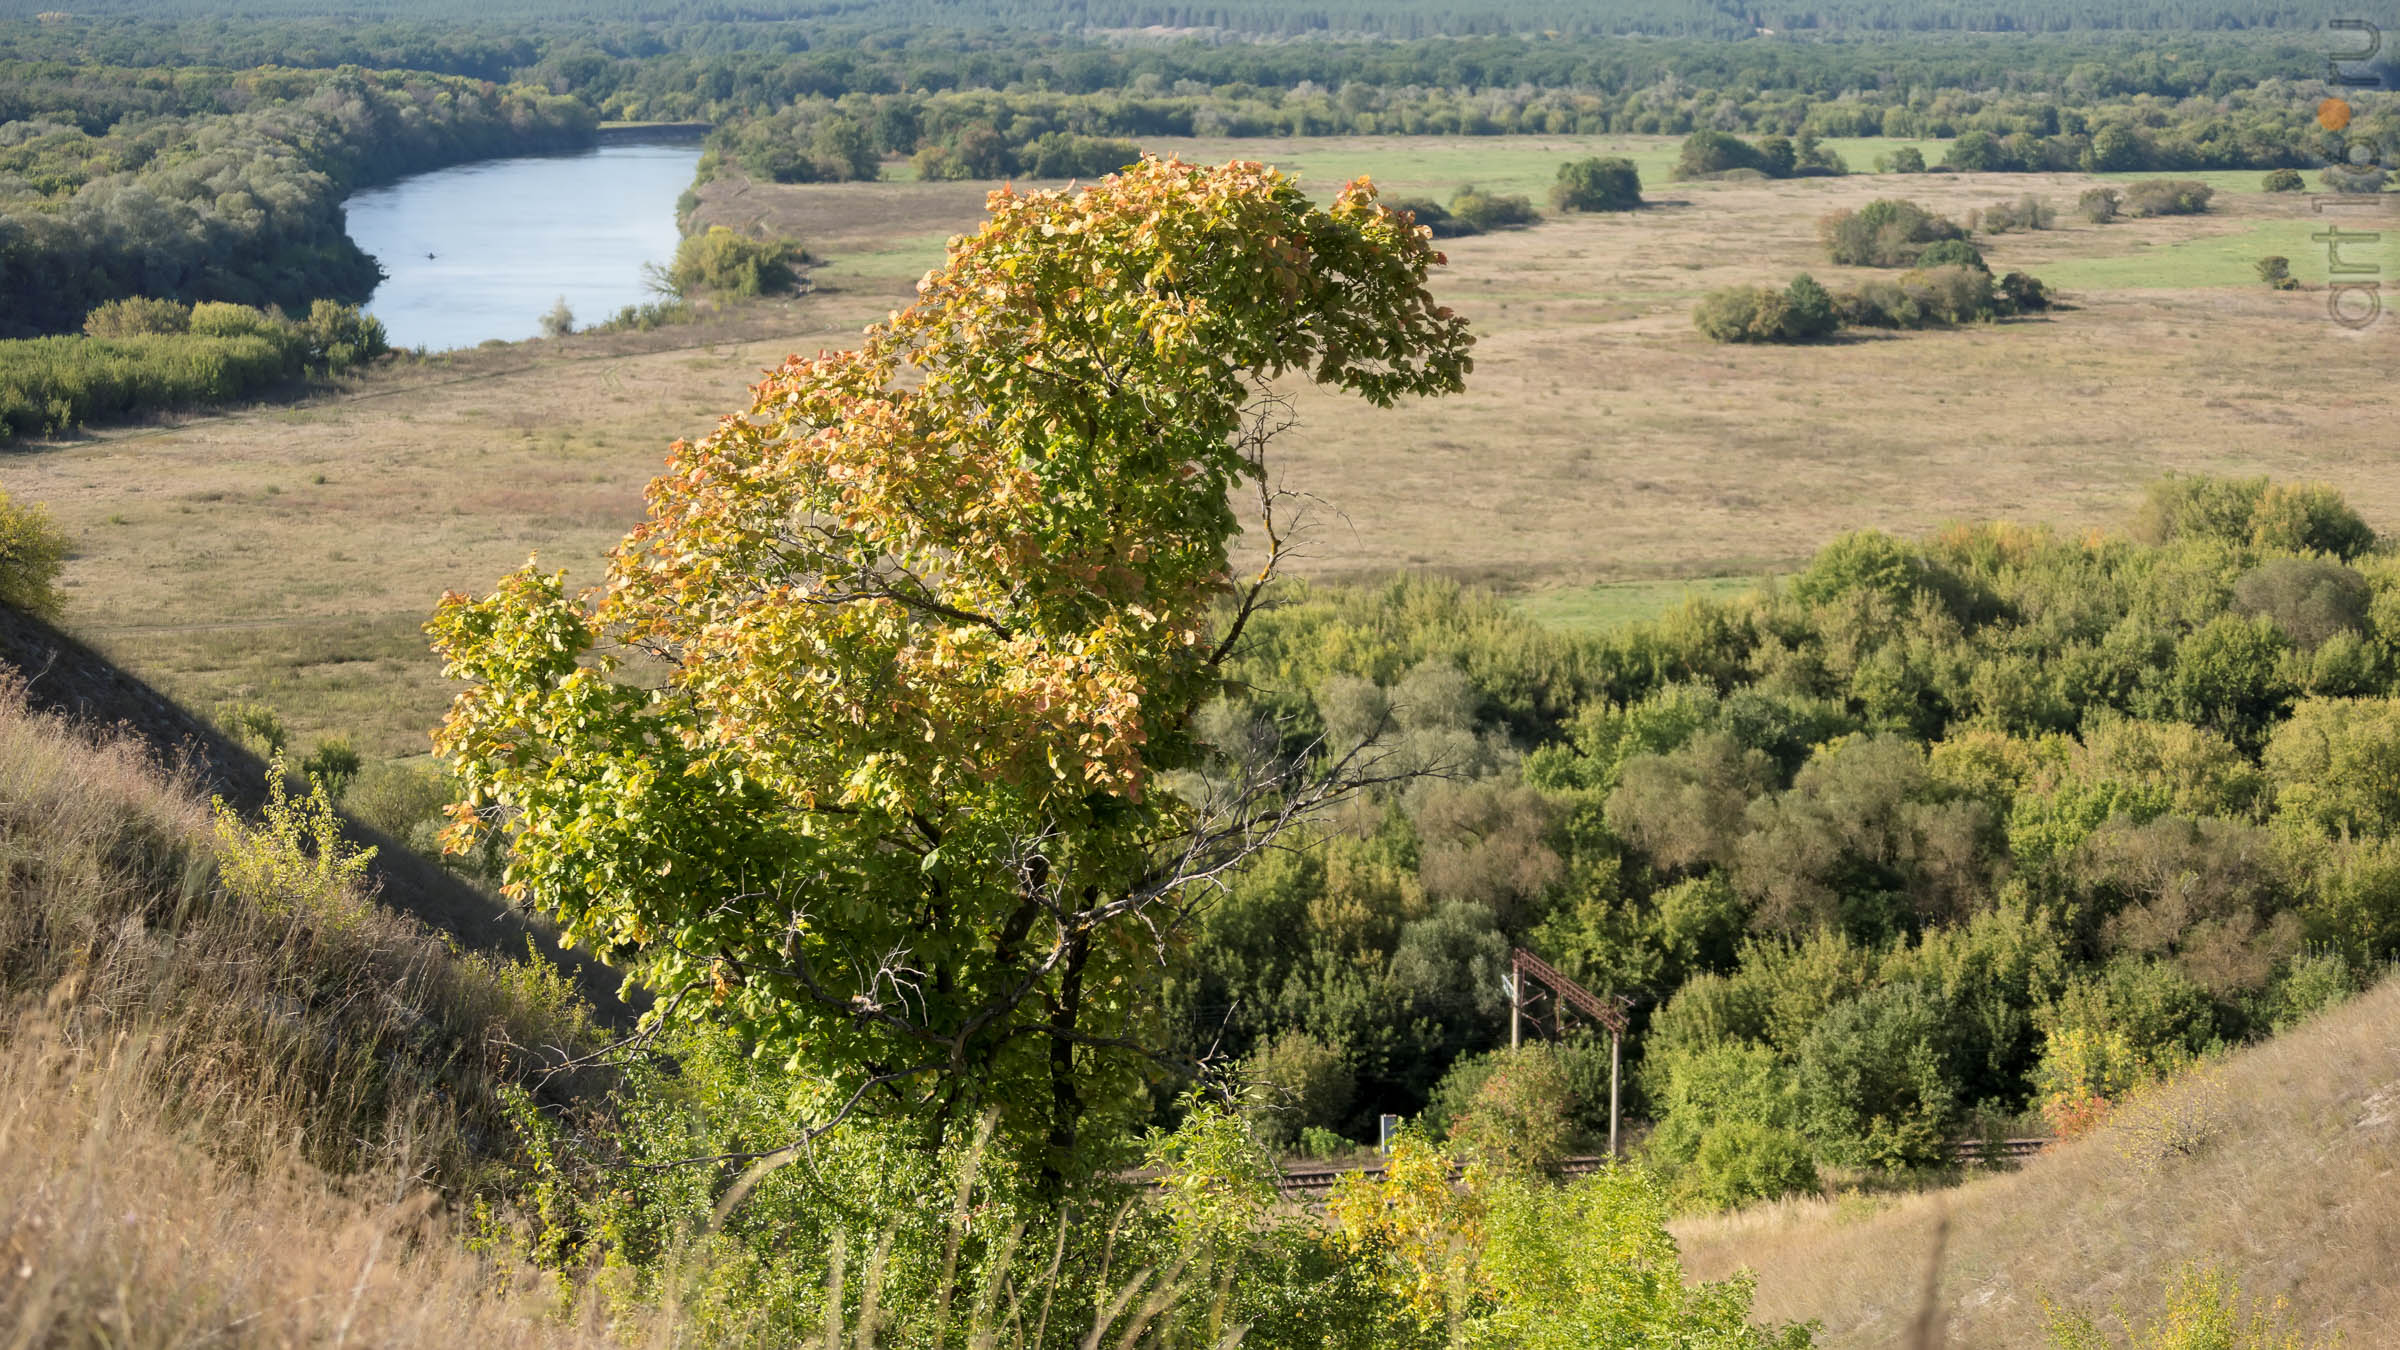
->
[429, 157, 1472, 1179]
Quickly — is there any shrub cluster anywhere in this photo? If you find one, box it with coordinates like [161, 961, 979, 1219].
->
[1697, 264, 2049, 342]
[1818, 198, 1970, 266]
[2119, 178, 2216, 217]
[0, 299, 386, 440]
[1550, 155, 1643, 212]
[664, 226, 811, 297]
[1672, 129, 1848, 180]
[1973, 193, 2056, 233]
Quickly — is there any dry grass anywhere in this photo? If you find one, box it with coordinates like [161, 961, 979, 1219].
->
[6, 145, 2396, 756]
[0, 1022, 630, 1350]
[1674, 973, 2400, 1348]
[0, 677, 636, 1345]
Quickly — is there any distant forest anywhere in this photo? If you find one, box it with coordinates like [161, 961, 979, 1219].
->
[2, 0, 2391, 337]
[0, 0, 2382, 36]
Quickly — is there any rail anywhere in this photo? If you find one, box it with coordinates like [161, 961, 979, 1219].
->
[1264, 1137, 2052, 1196]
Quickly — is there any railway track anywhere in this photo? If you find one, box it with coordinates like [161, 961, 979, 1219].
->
[1266, 1137, 2051, 1195]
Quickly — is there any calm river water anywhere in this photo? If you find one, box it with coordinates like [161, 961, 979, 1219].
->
[343, 136, 702, 352]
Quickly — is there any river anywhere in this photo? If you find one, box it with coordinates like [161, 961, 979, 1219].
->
[342, 133, 704, 353]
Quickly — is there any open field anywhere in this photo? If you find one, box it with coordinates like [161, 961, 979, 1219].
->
[7, 137, 2398, 757]
[1674, 972, 2400, 1347]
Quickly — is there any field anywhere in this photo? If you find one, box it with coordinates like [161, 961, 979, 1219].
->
[8, 134, 2398, 759]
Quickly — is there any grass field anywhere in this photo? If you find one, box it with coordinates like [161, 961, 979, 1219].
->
[8, 139, 2398, 760]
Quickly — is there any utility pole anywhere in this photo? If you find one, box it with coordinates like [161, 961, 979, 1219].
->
[1609, 1021, 1622, 1159]
[1507, 947, 1631, 1160]
[1508, 971, 1521, 1050]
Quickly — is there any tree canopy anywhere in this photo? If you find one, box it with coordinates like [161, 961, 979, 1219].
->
[429, 156, 1472, 1179]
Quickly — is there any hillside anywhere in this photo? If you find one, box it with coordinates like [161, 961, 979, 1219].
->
[0, 669, 641, 1345]
[0, 603, 636, 1023]
[1676, 972, 2400, 1345]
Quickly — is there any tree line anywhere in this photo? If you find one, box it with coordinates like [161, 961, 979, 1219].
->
[0, 62, 590, 336]
[1168, 474, 2400, 1210]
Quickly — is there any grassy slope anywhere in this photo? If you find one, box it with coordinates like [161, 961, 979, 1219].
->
[0, 676, 634, 1345]
[1675, 974, 2400, 1347]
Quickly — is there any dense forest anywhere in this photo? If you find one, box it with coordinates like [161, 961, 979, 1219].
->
[1158, 476, 2400, 1206]
[0, 0, 2385, 37]
[4, 1, 2391, 333]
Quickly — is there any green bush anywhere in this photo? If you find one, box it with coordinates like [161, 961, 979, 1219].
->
[299, 299, 388, 373]
[1693, 286, 1791, 344]
[2262, 167, 2307, 192]
[1915, 237, 1989, 271]
[1447, 185, 1538, 232]
[0, 316, 307, 441]
[666, 225, 809, 297]
[82, 297, 191, 337]
[1998, 270, 2054, 313]
[1551, 156, 1642, 212]
[2119, 179, 2215, 217]
[1795, 981, 1962, 1169]
[1241, 1030, 1357, 1150]
[1682, 1121, 1821, 1211]
[0, 490, 71, 620]
[1876, 146, 1927, 173]
[1975, 194, 2055, 232]
[1390, 197, 1475, 237]
[2078, 187, 2122, 222]
[1020, 131, 1140, 179]
[1444, 1043, 1577, 1175]
[1475, 1169, 1817, 1350]
[1819, 198, 1968, 266]
[2255, 255, 2298, 290]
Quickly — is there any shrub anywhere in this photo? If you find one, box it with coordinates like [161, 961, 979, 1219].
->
[1445, 1043, 1577, 1175]
[1915, 237, 1989, 271]
[1391, 197, 1474, 237]
[1551, 156, 1642, 212]
[1794, 981, 1961, 1169]
[537, 296, 574, 338]
[2255, 255, 2299, 290]
[1019, 131, 1140, 179]
[1240, 1030, 1357, 1150]
[2119, 179, 2214, 218]
[1691, 273, 1847, 345]
[2263, 167, 2307, 192]
[1998, 270, 2053, 312]
[299, 735, 363, 797]
[216, 701, 290, 756]
[0, 308, 308, 440]
[1475, 1169, 1816, 1350]
[81, 296, 191, 337]
[1672, 129, 1770, 179]
[668, 226, 810, 299]
[1876, 146, 1927, 173]
[2044, 1262, 2337, 1350]
[1781, 273, 1840, 339]
[1693, 286, 1792, 344]
[1819, 198, 1968, 267]
[1975, 194, 2055, 233]
[1898, 263, 2000, 323]
[2321, 162, 2391, 194]
[0, 490, 70, 619]
[299, 299, 388, 373]
[2078, 187, 2122, 223]
[1448, 185, 1537, 232]
[1680, 1121, 1821, 1212]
